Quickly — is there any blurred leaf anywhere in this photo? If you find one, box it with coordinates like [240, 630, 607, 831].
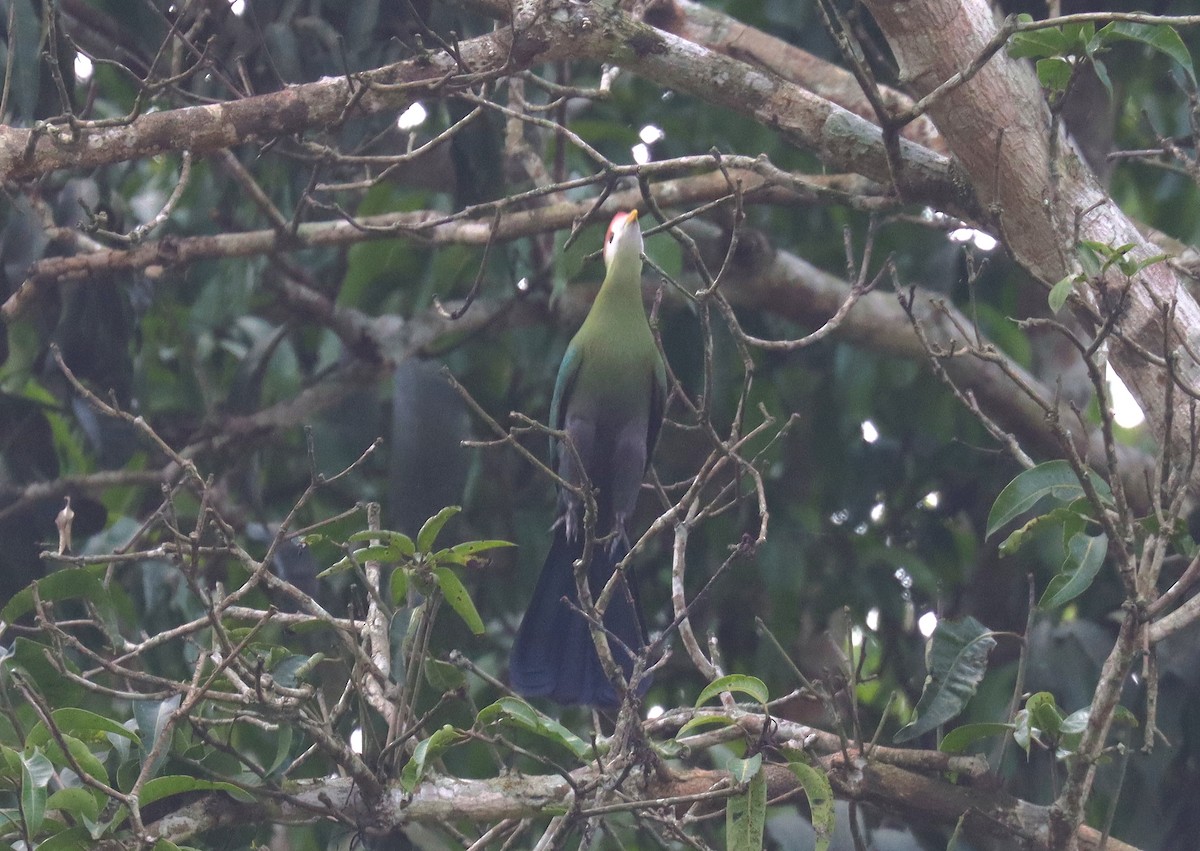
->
[21, 749, 52, 837]
[786, 755, 834, 851]
[987, 460, 1111, 538]
[432, 565, 484, 634]
[1104, 22, 1196, 84]
[46, 787, 100, 823]
[438, 539, 516, 565]
[676, 715, 735, 740]
[939, 722, 1013, 753]
[137, 775, 253, 807]
[476, 697, 591, 760]
[133, 695, 181, 779]
[1048, 274, 1078, 313]
[390, 567, 409, 606]
[696, 675, 770, 707]
[348, 529, 416, 558]
[895, 617, 996, 742]
[400, 725, 468, 793]
[1008, 20, 1072, 59]
[726, 754, 765, 851]
[418, 506, 461, 552]
[1040, 532, 1108, 609]
[46, 709, 140, 747]
[1036, 57, 1073, 92]
[2, 568, 110, 623]
[424, 658, 467, 693]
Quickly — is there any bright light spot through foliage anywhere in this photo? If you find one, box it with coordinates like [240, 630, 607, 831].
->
[948, 227, 998, 252]
[230, 0, 246, 14]
[861, 420, 879, 443]
[922, 491, 941, 509]
[1106, 363, 1145, 428]
[918, 611, 939, 637]
[74, 54, 94, 82]
[632, 143, 651, 164]
[639, 124, 665, 144]
[397, 102, 428, 131]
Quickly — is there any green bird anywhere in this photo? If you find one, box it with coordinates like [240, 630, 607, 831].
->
[510, 209, 668, 706]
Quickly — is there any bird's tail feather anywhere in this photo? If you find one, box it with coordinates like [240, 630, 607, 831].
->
[510, 527, 649, 707]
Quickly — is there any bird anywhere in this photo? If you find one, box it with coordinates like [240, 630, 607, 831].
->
[509, 209, 667, 707]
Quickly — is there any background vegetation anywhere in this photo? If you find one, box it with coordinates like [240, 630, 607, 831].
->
[1, 0, 1200, 848]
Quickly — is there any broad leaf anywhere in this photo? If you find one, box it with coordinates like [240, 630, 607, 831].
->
[696, 674, 769, 707]
[895, 617, 996, 742]
[432, 566, 484, 634]
[939, 722, 1013, 753]
[1036, 57, 1073, 92]
[2, 568, 110, 623]
[1039, 532, 1108, 609]
[476, 697, 591, 759]
[786, 756, 834, 851]
[1105, 22, 1196, 84]
[676, 714, 735, 740]
[987, 460, 1111, 538]
[1048, 274, 1078, 313]
[400, 725, 468, 792]
[417, 506, 461, 552]
[726, 755, 766, 851]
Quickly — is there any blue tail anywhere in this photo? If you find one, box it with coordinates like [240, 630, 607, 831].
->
[510, 527, 649, 707]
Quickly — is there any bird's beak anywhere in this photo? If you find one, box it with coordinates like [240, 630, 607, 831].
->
[627, 209, 639, 225]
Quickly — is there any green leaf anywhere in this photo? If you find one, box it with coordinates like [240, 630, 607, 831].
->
[986, 460, 1112, 538]
[345, 544, 408, 564]
[438, 539, 516, 565]
[417, 506, 461, 552]
[316, 557, 355, 579]
[50, 709, 141, 747]
[432, 566, 484, 634]
[1040, 532, 1108, 609]
[49, 735, 108, 786]
[45, 787, 100, 823]
[1107, 22, 1195, 83]
[133, 695, 180, 779]
[1008, 26, 1071, 60]
[696, 675, 770, 707]
[32, 827, 93, 851]
[347, 529, 416, 557]
[895, 617, 997, 743]
[400, 725, 468, 793]
[424, 658, 467, 693]
[2, 568, 110, 623]
[726, 755, 766, 851]
[390, 567, 409, 606]
[997, 505, 1085, 556]
[21, 750, 51, 837]
[476, 697, 591, 759]
[1048, 274, 1078, 313]
[786, 757, 834, 851]
[1036, 57, 1073, 92]
[1026, 692, 1063, 739]
[1013, 709, 1034, 754]
[138, 776, 253, 807]
[938, 722, 1014, 753]
[676, 715, 735, 740]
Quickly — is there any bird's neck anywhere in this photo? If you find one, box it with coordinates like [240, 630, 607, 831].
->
[589, 252, 645, 322]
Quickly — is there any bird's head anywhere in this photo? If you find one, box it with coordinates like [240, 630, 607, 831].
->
[603, 209, 643, 270]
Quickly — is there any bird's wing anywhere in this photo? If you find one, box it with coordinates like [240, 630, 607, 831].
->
[549, 342, 582, 467]
[645, 357, 667, 472]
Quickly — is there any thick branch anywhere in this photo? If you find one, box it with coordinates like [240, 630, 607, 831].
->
[862, 0, 1200, 489]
